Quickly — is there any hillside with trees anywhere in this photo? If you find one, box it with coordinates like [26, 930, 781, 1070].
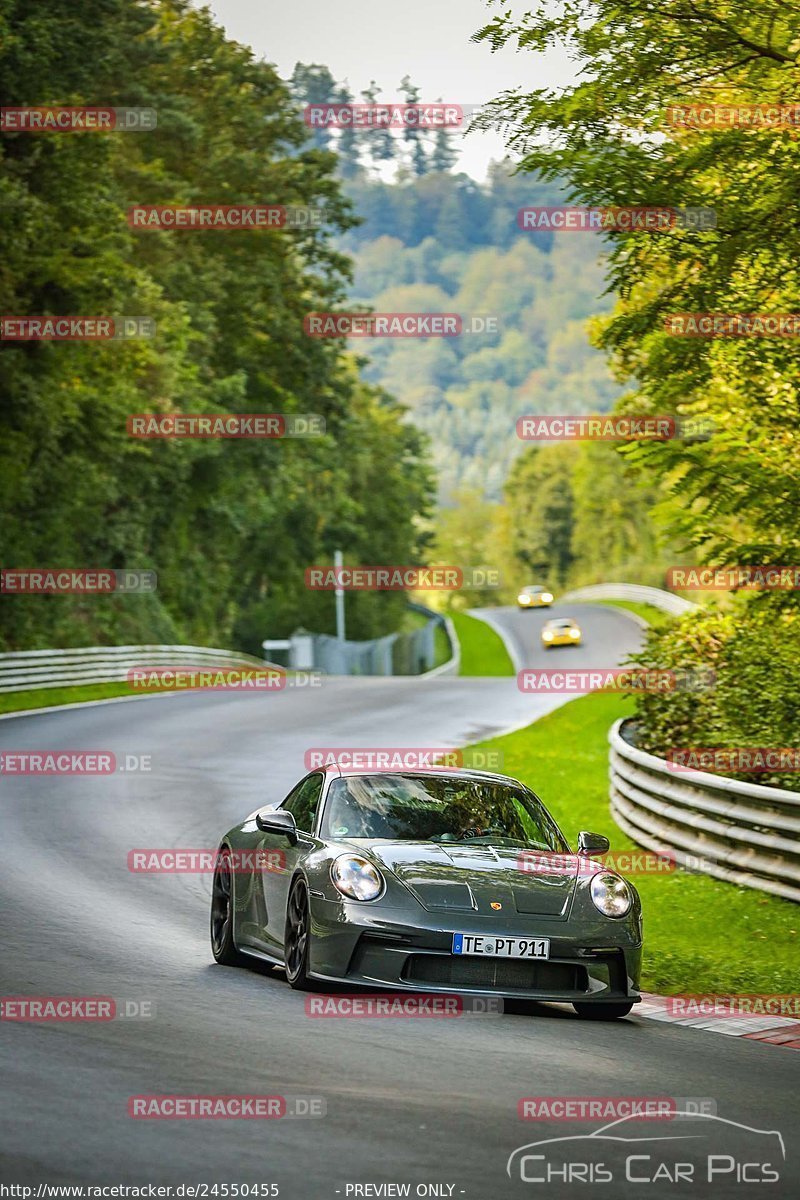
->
[287, 64, 627, 500]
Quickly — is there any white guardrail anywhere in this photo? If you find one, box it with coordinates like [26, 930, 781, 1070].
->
[561, 583, 698, 616]
[0, 645, 272, 693]
[609, 719, 800, 903]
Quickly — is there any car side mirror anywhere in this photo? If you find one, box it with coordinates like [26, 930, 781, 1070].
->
[577, 831, 610, 855]
[256, 808, 298, 844]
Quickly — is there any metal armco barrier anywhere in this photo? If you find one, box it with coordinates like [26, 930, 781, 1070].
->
[0, 645, 272, 692]
[561, 583, 697, 616]
[609, 718, 800, 903]
[307, 603, 458, 677]
[0, 605, 459, 690]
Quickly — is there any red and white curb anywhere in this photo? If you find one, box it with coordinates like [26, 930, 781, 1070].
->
[637, 992, 800, 1051]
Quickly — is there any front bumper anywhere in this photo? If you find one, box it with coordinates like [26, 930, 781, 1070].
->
[308, 897, 641, 1003]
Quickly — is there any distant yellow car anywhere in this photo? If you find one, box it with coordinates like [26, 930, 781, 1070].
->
[517, 585, 554, 609]
[541, 617, 582, 648]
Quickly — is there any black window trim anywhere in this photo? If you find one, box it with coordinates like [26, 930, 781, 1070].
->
[280, 771, 325, 836]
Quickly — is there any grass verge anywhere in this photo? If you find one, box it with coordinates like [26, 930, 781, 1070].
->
[450, 611, 514, 676]
[0, 681, 145, 715]
[465, 689, 799, 994]
[590, 599, 675, 630]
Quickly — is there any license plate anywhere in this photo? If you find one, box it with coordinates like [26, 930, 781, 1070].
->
[452, 934, 549, 959]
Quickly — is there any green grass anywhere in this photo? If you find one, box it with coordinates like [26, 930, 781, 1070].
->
[464, 689, 800, 994]
[0, 680, 145, 714]
[450, 611, 514, 676]
[590, 599, 675, 630]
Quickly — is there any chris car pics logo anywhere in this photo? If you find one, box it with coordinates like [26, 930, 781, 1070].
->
[507, 1112, 785, 1185]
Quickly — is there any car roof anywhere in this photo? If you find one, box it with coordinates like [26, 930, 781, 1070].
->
[314, 763, 526, 787]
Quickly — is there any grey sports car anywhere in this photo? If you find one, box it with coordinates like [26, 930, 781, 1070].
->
[210, 765, 642, 1019]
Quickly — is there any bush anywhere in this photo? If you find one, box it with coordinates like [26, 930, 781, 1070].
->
[628, 603, 800, 790]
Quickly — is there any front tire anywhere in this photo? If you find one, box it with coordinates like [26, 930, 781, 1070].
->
[285, 877, 314, 990]
[573, 1001, 634, 1020]
[210, 848, 245, 966]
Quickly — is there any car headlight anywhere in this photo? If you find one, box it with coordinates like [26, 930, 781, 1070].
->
[590, 872, 631, 917]
[331, 854, 384, 901]
[541, 592, 553, 603]
[518, 594, 530, 604]
[542, 631, 553, 641]
[569, 629, 581, 638]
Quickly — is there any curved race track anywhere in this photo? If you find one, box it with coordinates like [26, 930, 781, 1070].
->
[0, 604, 796, 1197]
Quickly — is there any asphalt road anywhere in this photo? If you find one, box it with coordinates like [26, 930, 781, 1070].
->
[1, 605, 796, 1197]
[468, 599, 646, 674]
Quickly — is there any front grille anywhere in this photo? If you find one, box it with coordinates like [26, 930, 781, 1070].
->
[404, 954, 584, 992]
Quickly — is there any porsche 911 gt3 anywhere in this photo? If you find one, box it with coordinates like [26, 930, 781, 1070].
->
[211, 765, 642, 1019]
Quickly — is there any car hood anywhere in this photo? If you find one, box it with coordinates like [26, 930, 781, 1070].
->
[353, 841, 581, 919]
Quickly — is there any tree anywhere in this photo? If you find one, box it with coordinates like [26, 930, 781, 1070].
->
[430, 98, 458, 174]
[473, 0, 800, 588]
[428, 489, 516, 609]
[288, 62, 340, 152]
[504, 444, 577, 585]
[334, 82, 362, 179]
[361, 81, 396, 173]
[399, 75, 429, 177]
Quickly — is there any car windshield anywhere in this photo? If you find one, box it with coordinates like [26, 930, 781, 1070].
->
[319, 774, 569, 850]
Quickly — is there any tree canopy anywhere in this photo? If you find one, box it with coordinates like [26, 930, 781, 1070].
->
[0, 0, 434, 652]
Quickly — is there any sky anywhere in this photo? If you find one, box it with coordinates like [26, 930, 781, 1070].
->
[196, 0, 573, 179]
